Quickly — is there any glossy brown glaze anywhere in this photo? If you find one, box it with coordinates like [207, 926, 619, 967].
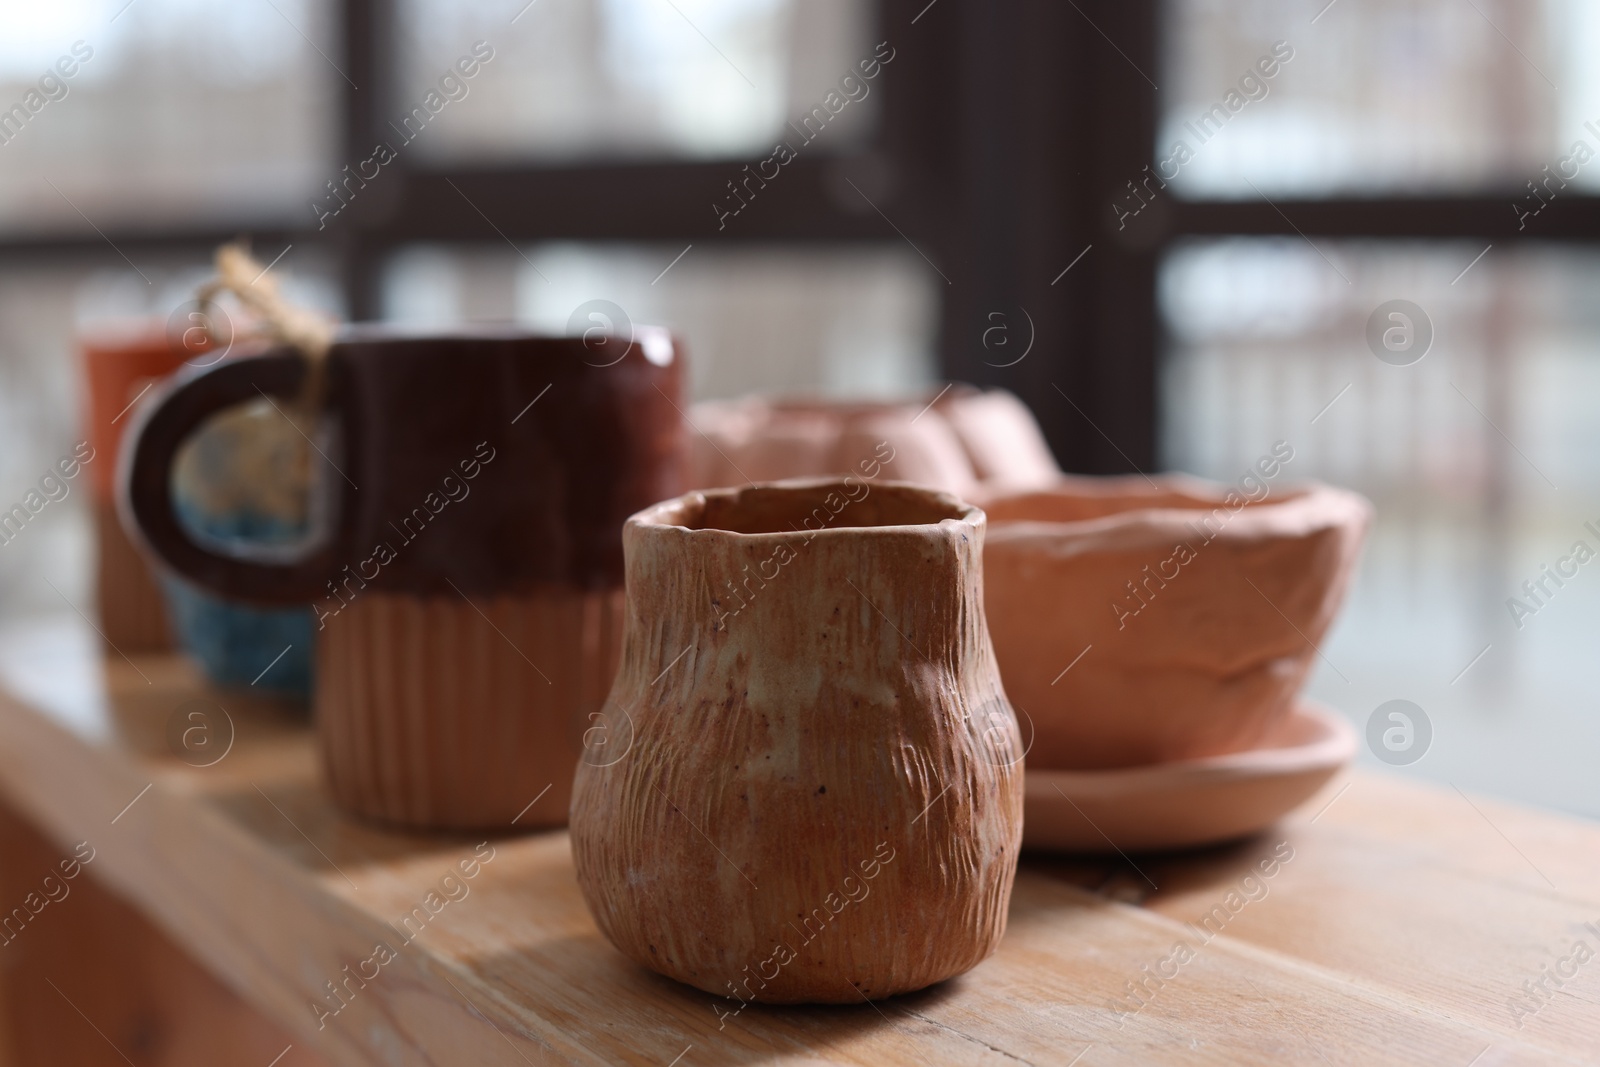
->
[570, 479, 1023, 1004]
[122, 326, 685, 604]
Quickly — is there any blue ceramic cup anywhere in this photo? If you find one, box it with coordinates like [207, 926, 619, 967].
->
[159, 399, 314, 699]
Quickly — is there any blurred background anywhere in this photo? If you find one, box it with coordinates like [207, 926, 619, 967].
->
[1, 0, 1597, 815]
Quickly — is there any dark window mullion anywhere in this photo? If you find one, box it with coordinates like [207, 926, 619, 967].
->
[339, 0, 392, 320]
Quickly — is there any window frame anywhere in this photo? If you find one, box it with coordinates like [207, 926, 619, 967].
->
[8, 0, 1598, 474]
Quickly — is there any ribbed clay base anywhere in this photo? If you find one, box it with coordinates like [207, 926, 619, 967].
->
[317, 587, 623, 830]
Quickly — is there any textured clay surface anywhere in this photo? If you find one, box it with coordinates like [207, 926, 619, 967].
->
[982, 474, 1371, 770]
[570, 479, 1024, 1004]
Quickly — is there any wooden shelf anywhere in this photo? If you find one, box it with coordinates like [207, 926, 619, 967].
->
[0, 619, 1596, 1065]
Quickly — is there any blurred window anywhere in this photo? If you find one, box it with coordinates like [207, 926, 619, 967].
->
[0, 0, 336, 233]
[382, 242, 937, 399]
[1160, 1, 1600, 814]
[0, 0, 922, 621]
[395, 0, 874, 163]
[1161, 0, 1600, 197]
[1160, 239, 1600, 811]
[0, 251, 340, 613]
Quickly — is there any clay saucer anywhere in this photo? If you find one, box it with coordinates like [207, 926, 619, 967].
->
[1022, 702, 1356, 852]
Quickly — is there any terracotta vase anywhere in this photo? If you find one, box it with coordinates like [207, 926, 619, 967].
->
[81, 325, 192, 652]
[981, 474, 1371, 769]
[91, 498, 172, 653]
[685, 385, 1059, 498]
[570, 479, 1023, 1004]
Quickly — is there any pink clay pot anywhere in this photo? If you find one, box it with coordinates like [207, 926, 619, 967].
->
[932, 386, 1060, 493]
[980, 474, 1371, 770]
[686, 386, 1059, 498]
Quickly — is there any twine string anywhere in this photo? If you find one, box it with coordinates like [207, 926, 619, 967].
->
[195, 241, 336, 421]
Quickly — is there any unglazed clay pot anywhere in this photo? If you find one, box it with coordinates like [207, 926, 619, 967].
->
[931, 386, 1061, 493]
[570, 479, 1023, 1004]
[685, 385, 1059, 498]
[982, 473, 1370, 770]
[81, 323, 194, 652]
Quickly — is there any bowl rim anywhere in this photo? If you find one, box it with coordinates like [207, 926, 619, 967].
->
[980, 474, 1371, 551]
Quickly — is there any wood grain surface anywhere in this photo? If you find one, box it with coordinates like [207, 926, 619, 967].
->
[0, 796, 328, 1067]
[0, 620, 1596, 1065]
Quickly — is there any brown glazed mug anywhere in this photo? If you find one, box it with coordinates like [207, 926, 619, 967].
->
[121, 325, 685, 829]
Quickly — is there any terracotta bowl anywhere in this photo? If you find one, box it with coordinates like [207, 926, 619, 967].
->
[980, 474, 1370, 770]
[685, 385, 1060, 497]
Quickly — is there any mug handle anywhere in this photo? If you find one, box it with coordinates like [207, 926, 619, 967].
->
[118, 348, 345, 606]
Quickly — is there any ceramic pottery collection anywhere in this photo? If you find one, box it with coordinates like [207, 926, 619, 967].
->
[117, 326, 1367, 1004]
